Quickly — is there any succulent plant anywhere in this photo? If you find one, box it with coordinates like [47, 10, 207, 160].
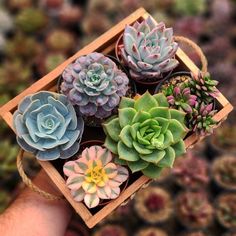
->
[0, 140, 18, 182]
[36, 52, 66, 76]
[165, 84, 198, 114]
[0, 60, 32, 96]
[173, 0, 206, 16]
[136, 227, 168, 236]
[63, 145, 129, 208]
[5, 33, 42, 60]
[93, 224, 128, 236]
[190, 102, 217, 136]
[0, 9, 13, 34]
[13, 91, 84, 161]
[103, 92, 188, 179]
[134, 186, 173, 224]
[61, 52, 129, 119]
[212, 156, 236, 191]
[16, 8, 48, 33]
[216, 194, 236, 229]
[7, 0, 32, 10]
[173, 152, 209, 189]
[59, 4, 83, 25]
[46, 29, 76, 53]
[120, 17, 179, 80]
[189, 71, 219, 103]
[210, 124, 236, 152]
[176, 191, 214, 229]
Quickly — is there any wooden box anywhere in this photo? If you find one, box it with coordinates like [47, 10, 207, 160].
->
[0, 8, 233, 228]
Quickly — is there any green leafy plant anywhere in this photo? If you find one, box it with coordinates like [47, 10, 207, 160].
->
[103, 92, 188, 179]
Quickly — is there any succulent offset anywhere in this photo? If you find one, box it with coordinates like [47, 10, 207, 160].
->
[61, 52, 129, 119]
[13, 91, 84, 161]
[63, 145, 129, 208]
[120, 17, 179, 80]
[165, 84, 197, 114]
[189, 71, 219, 103]
[103, 92, 188, 179]
[190, 102, 217, 136]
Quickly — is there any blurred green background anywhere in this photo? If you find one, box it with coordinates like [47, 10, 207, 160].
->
[0, 0, 236, 235]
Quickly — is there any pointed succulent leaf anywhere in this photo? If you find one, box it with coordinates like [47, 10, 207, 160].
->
[168, 119, 188, 143]
[119, 108, 136, 128]
[128, 159, 149, 173]
[103, 118, 122, 142]
[119, 97, 135, 109]
[119, 125, 133, 148]
[104, 136, 118, 155]
[118, 141, 140, 162]
[142, 164, 163, 179]
[153, 93, 169, 107]
[171, 140, 186, 157]
[149, 107, 171, 119]
[158, 146, 175, 168]
[132, 110, 151, 124]
[140, 149, 166, 164]
[134, 92, 158, 112]
[170, 109, 186, 124]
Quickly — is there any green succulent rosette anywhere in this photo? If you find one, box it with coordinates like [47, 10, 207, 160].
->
[103, 92, 188, 179]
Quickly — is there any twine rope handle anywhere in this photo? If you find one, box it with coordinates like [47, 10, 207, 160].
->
[174, 35, 208, 73]
[17, 149, 63, 200]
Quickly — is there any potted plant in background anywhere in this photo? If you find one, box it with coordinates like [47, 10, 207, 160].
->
[134, 186, 173, 224]
[93, 224, 128, 236]
[210, 123, 236, 154]
[136, 227, 168, 236]
[181, 231, 207, 236]
[115, 16, 179, 93]
[176, 191, 214, 229]
[212, 155, 236, 191]
[172, 151, 209, 190]
[216, 193, 236, 230]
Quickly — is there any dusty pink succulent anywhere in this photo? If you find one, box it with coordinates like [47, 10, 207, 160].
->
[63, 145, 129, 208]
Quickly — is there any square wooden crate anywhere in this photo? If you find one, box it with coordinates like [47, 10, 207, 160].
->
[0, 8, 233, 228]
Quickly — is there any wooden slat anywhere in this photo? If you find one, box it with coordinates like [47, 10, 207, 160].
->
[38, 160, 92, 222]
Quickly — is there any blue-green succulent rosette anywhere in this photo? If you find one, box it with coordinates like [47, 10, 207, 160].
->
[103, 92, 189, 179]
[13, 91, 84, 161]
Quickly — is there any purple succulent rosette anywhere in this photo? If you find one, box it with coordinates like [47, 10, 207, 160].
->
[13, 91, 84, 161]
[120, 16, 179, 80]
[60, 52, 129, 119]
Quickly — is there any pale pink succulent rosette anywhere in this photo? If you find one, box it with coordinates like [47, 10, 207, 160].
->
[63, 145, 129, 208]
